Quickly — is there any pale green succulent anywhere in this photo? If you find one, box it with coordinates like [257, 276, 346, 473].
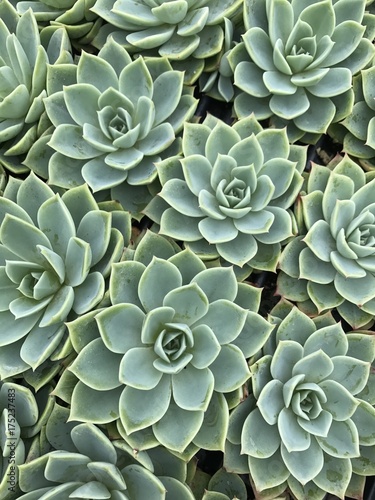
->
[18, 421, 195, 499]
[91, 0, 243, 83]
[10, 0, 103, 47]
[144, 114, 306, 271]
[229, 0, 375, 143]
[278, 154, 375, 328]
[24, 37, 197, 214]
[0, 0, 72, 174]
[225, 304, 375, 500]
[329, 64, 375, 171]
[66, 249, 273, 454]
[0, 172, 131, 378]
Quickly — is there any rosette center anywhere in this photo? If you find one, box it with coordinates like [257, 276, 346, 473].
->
[291, 382, 327, 421]
[153, 322, 194, 374]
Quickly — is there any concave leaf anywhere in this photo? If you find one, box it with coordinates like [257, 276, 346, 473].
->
[193, 392, 229, 451]
[319, 379, 359, 421]
[351, 400, 375, 445]
[257, 378, 284, 428]
[119, 56, 153, 103]
[77, 50, 119, 91]
[16, 173, 53, 225]
[209, 344, 250, 393]
[313, 453, 352, 498]
[76, 210, 112, 266]
[109, 261, 146, 307]
[278, 407, 310, 452]
[123, 464, 166, 498]
[163, 282, 209, 326]
[1, 214, 52, 265]
[119, 375, 171, 434]
[20, 322, 65, 370]
[241, 408, 280, 458]
[191, 267, 237, 302]
[138, 257, 182, 312]
[49, 124, 103, 160]
[119, 346, 162, 390]
[63, 83, 101, 127]
[172, 365, 214, 411]
[280, 438, 324, 485]
[71, 423, 117, 463]
[249, 453, 290, 492]
[153, 70, 184, 126]
[194, 299, 247, 344]
[69, 382, 122, 424]
[69, 338, 122, 391]
[329, 355, 370, 395]
[96, 303, 144, 355]
[316, 419, 360, 458]
[153, 401, 204, 453]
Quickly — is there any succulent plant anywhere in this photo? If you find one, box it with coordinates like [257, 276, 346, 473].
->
[0, 0, 72, 174]
[91, 0, 243, 83]
[278, 154, 375, 328]
[144, 114, 306, 271]
[24, 37, 197, 214]
[18, 421, 196, 499]
[0, 172, 131, 377]
[228, 0, 375, 143]
[329, 63, 375, 171]
[65, 249, 273, 453]
[225, 303, 375, 499]
[10, 0, 103, 47]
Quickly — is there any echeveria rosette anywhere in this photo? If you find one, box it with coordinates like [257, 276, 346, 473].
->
[329, 64, 375, 171]
[0, 172, 131, 377]
[29, 37, 197, 213]
[11, 0, 103, 48]
[17, 422, 196, 499]
[144, 114, 306, 271]
[0, 0, 72, 174]
[229, 0, 375, 143]
[278, 154, 375, 328]
[224, 305, 375, 500]
[91, 0, 243, 84]
[66, 250, 273, 453]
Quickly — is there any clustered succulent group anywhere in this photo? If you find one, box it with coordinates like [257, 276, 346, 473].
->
[1, 0, 375, 499]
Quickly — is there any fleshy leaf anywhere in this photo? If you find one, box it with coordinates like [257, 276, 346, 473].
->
[120, 375, 171, 433]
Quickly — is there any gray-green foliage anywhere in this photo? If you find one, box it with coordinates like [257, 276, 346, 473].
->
[229, 0, 375, 142]
[225, 302, 375, 499]
[24, 37, 197, 215]
[18, 420, 195, 499]
[65, 241, 272, 454]
[144, 114, 306, 271]
[0, 1, 375, 499]
[9, 0, 102, 47]
[330, 63, 375, 171]
[0, 172, 130, 377]
[91, 0, 243, 83]
[0, 0, 72, 174]
[278, 154, 375, 328]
